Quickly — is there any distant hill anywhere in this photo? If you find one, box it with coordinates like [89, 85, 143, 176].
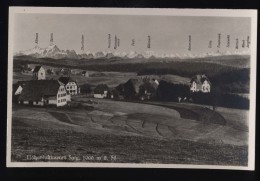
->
[14, 53, 250, 69]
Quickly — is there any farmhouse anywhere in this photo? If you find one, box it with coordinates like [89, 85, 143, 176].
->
[190, 74, 211, 93]
[18, 80, 69, 107]
[58, 76, 80, 95]
[32, 66, 45, 80]
[81, 71, 89, 77]
[94, 84, 109, 98]
[116, 78, 159, 100]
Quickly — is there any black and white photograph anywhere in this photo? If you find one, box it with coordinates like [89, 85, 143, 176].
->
[7, 7, 257, 169]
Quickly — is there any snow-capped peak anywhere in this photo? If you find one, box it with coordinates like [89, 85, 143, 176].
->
[15, 44, 250, 60]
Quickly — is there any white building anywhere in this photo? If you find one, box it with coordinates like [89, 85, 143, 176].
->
[190, 74, 211, 93]
[32, 66, 45, 80]
[58, 76, 80, 95]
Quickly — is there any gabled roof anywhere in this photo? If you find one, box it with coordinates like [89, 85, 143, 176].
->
[33, 66, 43, 73]
[18, 80, 64, 101]
[190, 74, 211, 85]
[58, 76, 76, 85]
[13, 83, 22, 94]
[94, 84, 109, 94]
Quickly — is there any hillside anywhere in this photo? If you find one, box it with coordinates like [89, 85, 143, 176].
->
[12, 98, 248, 165]
[13, 55, 250, 94]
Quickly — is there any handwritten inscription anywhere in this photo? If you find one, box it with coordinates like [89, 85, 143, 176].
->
[117, 38, 120, 48]
[247, 36, 250, 48]
[108, 34, 111, 48]
[131, 39, 135, 46]
[208, 40, 212, 48]
[188, 35, 191, 51]
[114, 35, 118, 49]
[242, 40, 245, 48]
[236, 38, 239, 49]
[217, 33, 221, 48]
[147, 35, 151, 48]
[226, 35, 230, 47]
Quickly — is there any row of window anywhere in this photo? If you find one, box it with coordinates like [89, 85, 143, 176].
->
[69, 90, 76, 93]
[66, 86, 76, 90]
[58, 98, 66, 103]
[58, 93, 66, 98]
[60, 88, 65, 91]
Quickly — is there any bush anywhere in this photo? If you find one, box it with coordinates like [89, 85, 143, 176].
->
[191, 92, 249, 109]
[80, 84, 92, 94]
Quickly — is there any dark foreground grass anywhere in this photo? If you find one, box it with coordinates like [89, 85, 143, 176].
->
[11, 126, 248, 166]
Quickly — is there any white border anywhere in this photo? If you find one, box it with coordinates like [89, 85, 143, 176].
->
[7, 7, 257, 170]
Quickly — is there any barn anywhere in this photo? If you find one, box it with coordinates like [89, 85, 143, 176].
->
[32, 65, 45, 80]
[18, 80, 69, 107]
[94, 84, 109, 98]
[116, 78, 159, 100]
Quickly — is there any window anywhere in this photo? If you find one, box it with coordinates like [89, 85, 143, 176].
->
[58, 100, 60, 103]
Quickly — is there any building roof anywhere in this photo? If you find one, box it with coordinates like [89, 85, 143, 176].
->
[13, 83, 22, 94]
[33, 66, 43, 73]
[190, 74, 211, 85]
[94, 84, 109, 94]
[18, 80, 64, 101]
[58, 76, 76, 85]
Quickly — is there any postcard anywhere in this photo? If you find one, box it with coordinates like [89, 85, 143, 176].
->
[7, 7, 257, 169]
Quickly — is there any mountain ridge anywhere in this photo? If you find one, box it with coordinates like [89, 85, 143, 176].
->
[15, 44, 250, 60]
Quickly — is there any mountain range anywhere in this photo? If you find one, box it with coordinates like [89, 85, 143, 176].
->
[15, 44, 250, 60]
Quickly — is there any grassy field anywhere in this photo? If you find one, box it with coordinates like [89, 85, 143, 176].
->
[11, 56, 250, 165]
[11, 99, 248, 165]
[13, 65, 191, 88]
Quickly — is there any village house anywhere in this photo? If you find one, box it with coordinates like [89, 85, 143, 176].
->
[32, 65, 46, 80]
[17, 80, 69, 107]
[58, 76, 80, 95]
[81, 71, 89, 77]
[21, 64, 32, 73]
[116, 78, 159, 100]
[94, 84, 109, 98]
[190, 74, 211, 93]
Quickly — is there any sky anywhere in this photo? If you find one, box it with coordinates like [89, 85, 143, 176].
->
[13, 14, 251, 54]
